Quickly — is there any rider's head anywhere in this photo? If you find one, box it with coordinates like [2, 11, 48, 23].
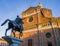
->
[17, 15, 19, 18]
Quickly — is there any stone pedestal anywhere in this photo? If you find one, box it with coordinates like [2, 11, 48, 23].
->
[2, 36, 23, 46]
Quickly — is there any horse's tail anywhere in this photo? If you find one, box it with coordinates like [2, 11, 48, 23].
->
[1, 19, 11, 26]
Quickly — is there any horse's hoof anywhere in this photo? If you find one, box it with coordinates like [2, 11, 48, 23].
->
[5, 35, 7, 36]
[19, 38, 20, 39]
[5, 34, 7, 36]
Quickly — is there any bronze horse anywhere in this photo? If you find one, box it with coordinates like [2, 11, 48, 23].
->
[1, 16, 24, 39]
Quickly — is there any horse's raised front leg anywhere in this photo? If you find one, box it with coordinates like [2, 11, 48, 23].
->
[5, 28, 10, 36]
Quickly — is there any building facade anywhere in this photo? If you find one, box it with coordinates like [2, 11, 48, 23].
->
[19, 4, 60, 46]
[0, 38, 8, 46]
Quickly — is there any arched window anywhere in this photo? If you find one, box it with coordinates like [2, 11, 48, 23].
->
[48, 42, 52, 46]
[28, 39, 33, 46]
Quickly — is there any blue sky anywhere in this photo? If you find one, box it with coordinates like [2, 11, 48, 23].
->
[0, 0, 60, 38]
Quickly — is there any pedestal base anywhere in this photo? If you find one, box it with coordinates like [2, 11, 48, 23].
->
[2, 36, 23, 46]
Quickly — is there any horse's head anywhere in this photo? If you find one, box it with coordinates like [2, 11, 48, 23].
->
[1, 19, 11, 26]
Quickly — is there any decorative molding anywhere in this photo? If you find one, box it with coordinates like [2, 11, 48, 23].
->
[22, 10, 40, 18]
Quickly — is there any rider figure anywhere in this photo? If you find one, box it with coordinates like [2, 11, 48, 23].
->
[15, 15, 23, 36]
[15, 15, 23, 25]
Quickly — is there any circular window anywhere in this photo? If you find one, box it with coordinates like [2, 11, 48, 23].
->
[46, 32, 51, 38]
[29, 17, 33, 22]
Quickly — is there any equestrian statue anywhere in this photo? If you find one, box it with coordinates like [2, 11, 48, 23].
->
[1, 16, 24, 39]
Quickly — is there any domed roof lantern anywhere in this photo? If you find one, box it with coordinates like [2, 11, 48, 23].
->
[38, 3, 43, 8]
